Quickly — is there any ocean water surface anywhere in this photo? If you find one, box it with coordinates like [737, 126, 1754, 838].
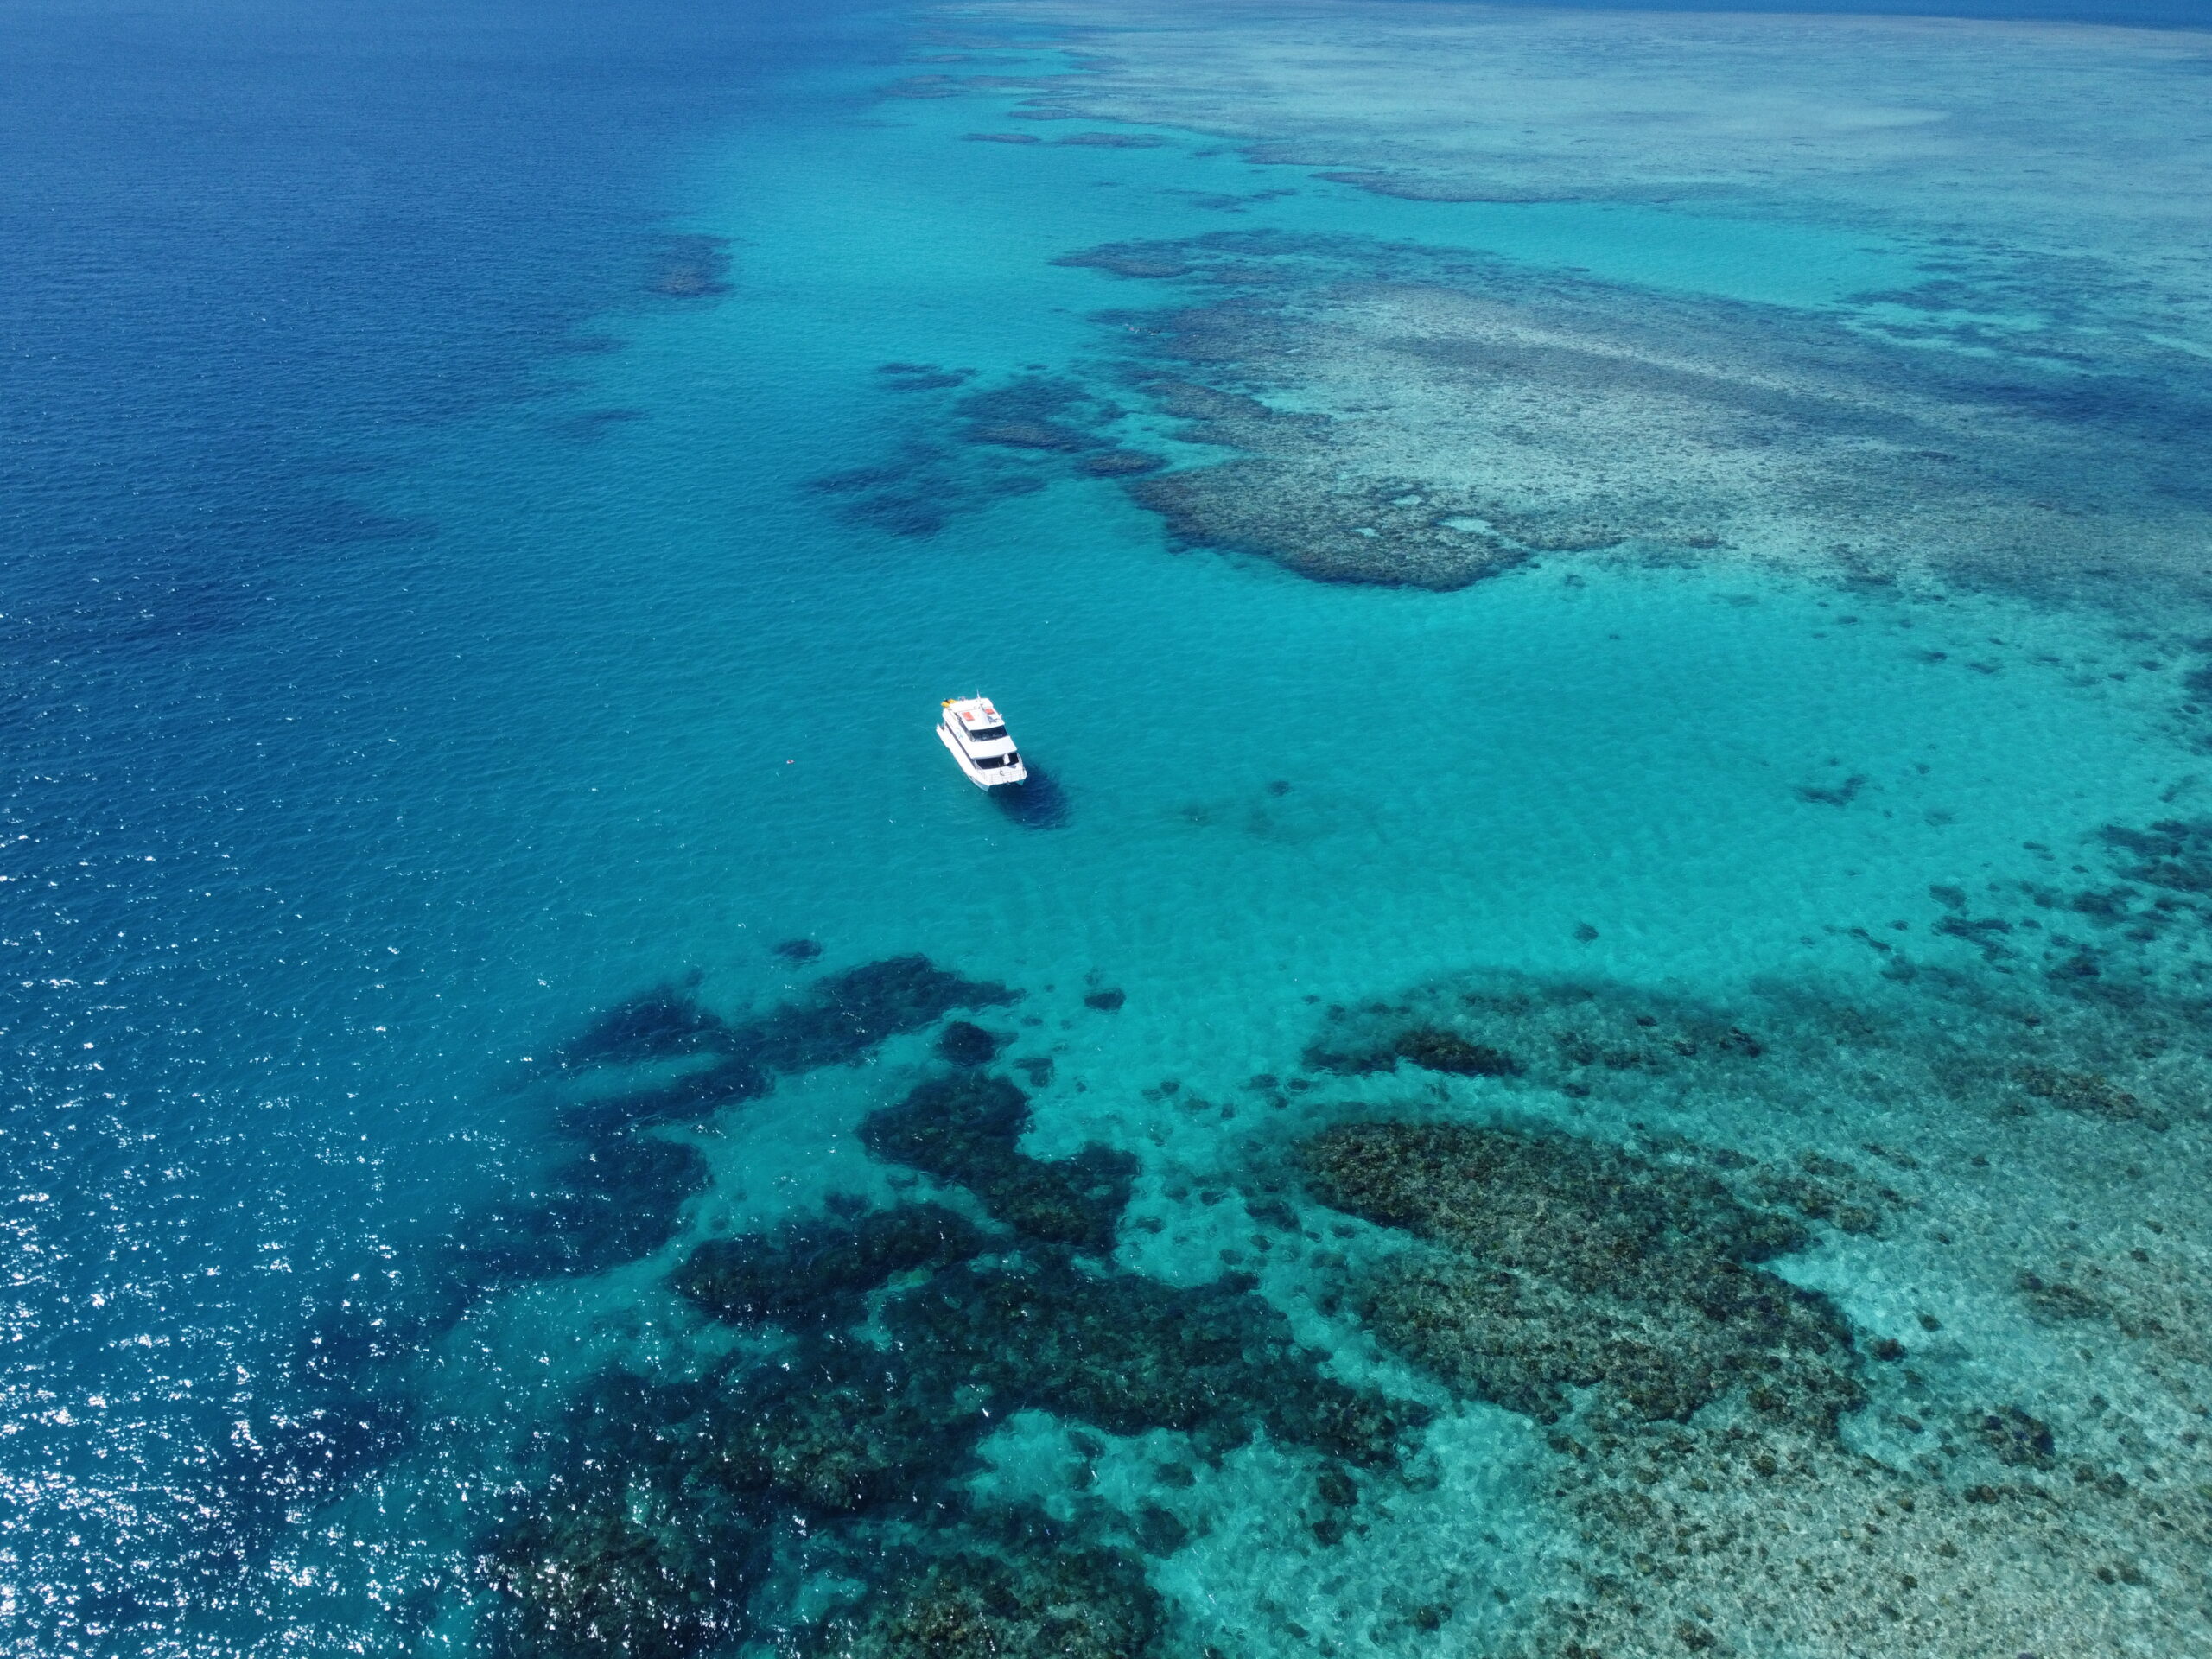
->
[6, 1, 2212, 1655]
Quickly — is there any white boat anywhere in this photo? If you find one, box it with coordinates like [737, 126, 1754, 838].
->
[937, 696, 1027, 787]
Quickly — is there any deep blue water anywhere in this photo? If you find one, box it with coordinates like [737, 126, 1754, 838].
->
[6, 1, 2212, 1655]
[0, 3, 866, 1647]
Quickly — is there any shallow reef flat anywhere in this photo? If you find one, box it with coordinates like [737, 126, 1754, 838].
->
[950, 0, 2212, 289]
[436, 831, 2212, 1659]
[1099, 239, 2212, 594]
[899, 1, 2212, 599]
[1282, 952, 2212, 1657]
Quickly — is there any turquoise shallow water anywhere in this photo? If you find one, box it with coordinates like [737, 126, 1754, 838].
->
[9, 5, 2212, 1656]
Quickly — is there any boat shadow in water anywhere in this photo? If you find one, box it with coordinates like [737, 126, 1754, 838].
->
[991, 765, 1070, 830]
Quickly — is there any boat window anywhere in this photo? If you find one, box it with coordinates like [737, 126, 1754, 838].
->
[968, 724, 1007, 741]
[973, 753, 1007, 768]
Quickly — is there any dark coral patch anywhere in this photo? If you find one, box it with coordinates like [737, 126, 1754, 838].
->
[746, 957, 1020, 1075]
[834, 1541, 1166, 1658]
[461, 1134, 710, 1281]
[647, 232, 732, 297]
[552, 957, 1016, 1126]
[1052, 245, 1196, 279]
[1078, 449, 1166, 476]
[2101, 818, 2212, 894]
[1127, 460, 1530, 590]
[1390, 1026, 1520, 1077]
[860, 1073, 1132, 1253]
[486, 1500, 744, 1659]
[967, 420, 1091, 451]
[673, 1203, 988, 1326]
[954, 375, 1109, 453]
[1302, 1122, 1860, 1426]
[938, 1020, 1011, 1066]
[494, 1138, 1427, 1651]
[881, 1251, 1428, 1465]
[557, 982, 728, 1071]
[1053, 131, 1167, 149]
[1976, 1404, 2057, 1468]
[2015, 1062, 2169, 1129]
[477, 957, 1019, 1283]
[812, 372, 1128, 537]
[556, 1056, 770, 1141]
[1303, 972, 1764, 1091]
[806, 439, 1036, 539]
[1313, 170, 1567, 203]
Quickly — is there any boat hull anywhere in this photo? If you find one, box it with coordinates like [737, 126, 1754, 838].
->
[938, 722, 1027, 787]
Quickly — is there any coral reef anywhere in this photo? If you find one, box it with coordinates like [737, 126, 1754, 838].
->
[1053, 131, 1166, 149]
[1269, 953, 2212, 1656]
[554, 956, 1019, 1135]
[1303, 1121, 1860, 1426]
[1127, 458, 1531, 589]
[1076, 448, 1164, 476]
[489, 1049, 1429, 1655]
[646, 233, 730, 298]
[808, 371, 1132, 538]
[827, 1538, 1165, 1659]
[1302, 971, 1768, 1096]
[1386, 1025, 1520, 1078]
[460, 1132, 710, 1281]
[937, 1019, 1011, 1066]
[672, 1203, 987, 1325]
[880, 1249, 1427, 1464]
[859, 1072, 1134, 1252]
[955, 374, 1113, 454]
[1035, 224, 2212, 594]
[485, 1500, 744, 1659]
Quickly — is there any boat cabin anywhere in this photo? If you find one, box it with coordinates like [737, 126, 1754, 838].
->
[938, 696, 1027, 787]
